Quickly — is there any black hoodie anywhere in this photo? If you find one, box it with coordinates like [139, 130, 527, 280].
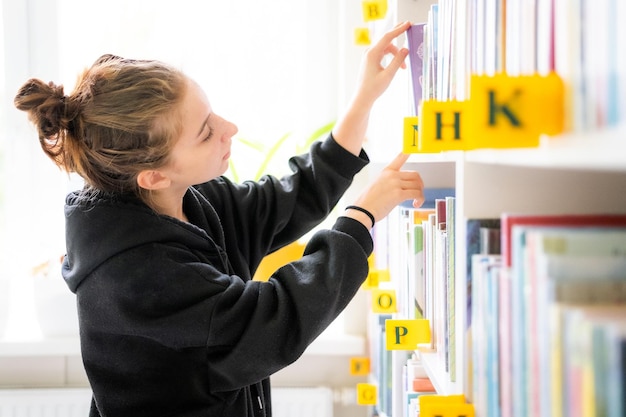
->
[62, 136, 373, 417]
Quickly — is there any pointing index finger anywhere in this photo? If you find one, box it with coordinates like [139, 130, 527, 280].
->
[386, 152, 410, 171]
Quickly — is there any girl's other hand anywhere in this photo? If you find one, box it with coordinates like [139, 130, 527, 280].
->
[353, 21, 412, 107]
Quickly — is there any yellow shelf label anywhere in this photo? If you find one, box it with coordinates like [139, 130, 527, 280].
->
[419, 394, 466, 405]
[411, 72, 565, 152]
[403, 116, 420, 153]
[376, 269, 390, 282]
[362, 271, 379, 289]
[418, 395, 474, 417]
[354, 28, 371, 46]
[371, 289, 397, 313]
[420, 403, 475, 417]
[356, 383, 377, 405]
[350, 357, 371, 375]
[385, 319, 431, 350]
[468, 72, 564, 148]
[363, 269, 390, 290]
[361, 0, 387, 21]
[419, 100, 473, 152]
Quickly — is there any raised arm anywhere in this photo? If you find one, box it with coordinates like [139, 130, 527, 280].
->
[332, 21, 411, 155]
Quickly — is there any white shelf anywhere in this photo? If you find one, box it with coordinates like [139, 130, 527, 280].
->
[418, 351, 462, 397]
[408, 125, 626, 172]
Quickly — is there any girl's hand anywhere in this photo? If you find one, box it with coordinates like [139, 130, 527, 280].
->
[353, 21, 411, 107]
[331, 21, 411, 156]
[346, 152, 424, 229]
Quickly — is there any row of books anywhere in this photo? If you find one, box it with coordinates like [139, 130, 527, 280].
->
[373, 190, 458, 390]
[390, 190, 458, 380]
[374, 199, 626, 417]
[493, 214, 626, 417]
[459, 212, 626, 417]
[365, 313, 439, 417]
[369, 188, 455, 417]
[406, 0, 626, 133]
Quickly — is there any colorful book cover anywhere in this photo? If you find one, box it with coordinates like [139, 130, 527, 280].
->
[437, 0, 455, 100]
[413, 222, 426, 319]
[513, 225, 626, 417]
[606, 323, 626, 417]
[434, 198, 447, 371]
[463, 218, 501, 404]
[500, 213, 626, 268]
[428, 4, 439, 100]
[505, 0, 522, 75]
[471, 253, 502, 417]
[406, 23, 426, 116]
[499, 266, 513, 417]
[422, 23, 432, 101]
[558, 306, 626, 417]
[485, 259, 502, 417]
[445, 196, 456, 382]
[424, 213, 437, 351]
[591, 317, 626, 417]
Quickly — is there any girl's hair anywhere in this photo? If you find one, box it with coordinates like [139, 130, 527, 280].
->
[13, 54, 188, 203]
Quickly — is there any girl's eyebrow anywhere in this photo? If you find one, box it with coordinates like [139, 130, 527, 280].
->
[196, 114, 211, 137]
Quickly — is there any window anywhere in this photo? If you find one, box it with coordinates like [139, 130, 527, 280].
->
[2, 0, 346, 339]
[56, 0, 339, 180]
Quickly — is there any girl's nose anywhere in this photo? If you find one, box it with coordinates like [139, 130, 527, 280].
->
[226, 120, 238, 140]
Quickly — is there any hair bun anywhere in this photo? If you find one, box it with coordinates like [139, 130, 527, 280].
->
[14, 79, 74, 139]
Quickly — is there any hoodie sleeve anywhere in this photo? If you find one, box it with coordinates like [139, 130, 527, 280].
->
[194, 134, 369, 273]
[202, 216, 373, 391]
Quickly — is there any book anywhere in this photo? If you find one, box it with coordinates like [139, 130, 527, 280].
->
[437, 0, 455, 100]
[500, 213, 626, 268]
[368, 313, 394, 417]
[421, 188, 456, 210]
[606, 323, 626, 417]
[423, 213, 437, 351]
[463, 218, 501, 404]
[411, 212, 433, 320]
[407, 23, 427, 116]
[422, 22, 433, 101]
[399, 205, 434, 320]
[553, 0, 585, 132]
[428, 4, 439, 100]
[535, 256, 626, 417]
[591, 313, 626, 417]
[557, 306, 626, 417]
[536, 0, 555, 75]
[470, 253, 502, 417]
[498, 263, 513, 417]
[505, 0, 522, 75]
[452, 0, 470, 100]
[445, 196, 456, 382]
[434, 199, 447, 369]
[582, 0, 611, 129]
[513, 225, 626, 417]
[485, 257, 502, 417]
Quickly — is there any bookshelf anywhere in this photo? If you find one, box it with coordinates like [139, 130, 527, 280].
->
[356, 0, 626, 416]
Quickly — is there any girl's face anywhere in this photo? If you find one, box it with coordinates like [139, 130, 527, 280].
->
[162, 79, 237, 189]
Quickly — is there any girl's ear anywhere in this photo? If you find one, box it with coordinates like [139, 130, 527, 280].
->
[137, 170, 171, 191]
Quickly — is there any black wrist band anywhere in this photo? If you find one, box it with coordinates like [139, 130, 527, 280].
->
[345, 205, 375, 228]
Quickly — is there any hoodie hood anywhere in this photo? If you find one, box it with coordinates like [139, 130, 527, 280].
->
[62, 189, 223, 293]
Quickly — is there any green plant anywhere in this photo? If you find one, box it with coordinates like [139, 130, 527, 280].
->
[227, 121, 335, 182]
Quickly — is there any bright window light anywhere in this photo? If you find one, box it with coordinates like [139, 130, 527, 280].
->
[2, 0, 342, 339]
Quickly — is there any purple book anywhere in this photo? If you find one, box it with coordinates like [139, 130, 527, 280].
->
[407, 23, 426, 115]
